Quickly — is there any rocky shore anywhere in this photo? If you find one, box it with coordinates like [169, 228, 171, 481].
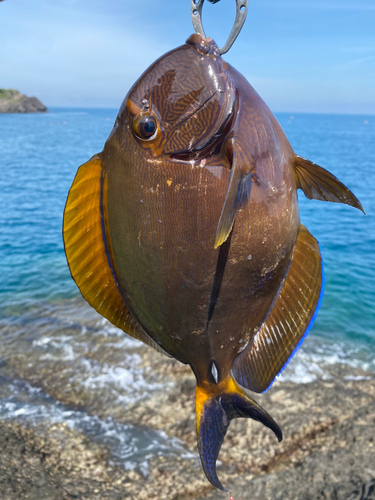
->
[0, 299, 374, 500]
[0, 88, 47, 113]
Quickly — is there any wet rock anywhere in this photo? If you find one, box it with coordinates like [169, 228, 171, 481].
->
[0, 420, 134, 499]
[195, 377, 375, 500]
[1, 299, 374, 499]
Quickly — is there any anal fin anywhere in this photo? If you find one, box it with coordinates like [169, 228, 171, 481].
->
[293, 155, 364, 213]
[233, 225, 323, 393]
[63, 154, 170, 357]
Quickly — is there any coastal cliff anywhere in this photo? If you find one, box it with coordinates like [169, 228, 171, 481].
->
[0, 89, 47, 113]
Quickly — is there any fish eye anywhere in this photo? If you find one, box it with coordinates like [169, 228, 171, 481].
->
[133, 113, 158, 141]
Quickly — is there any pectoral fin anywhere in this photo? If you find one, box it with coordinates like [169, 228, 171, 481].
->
[63, 154, 171, 357]
[214, 139, 253, 248]
[293, 155, 364, 213]
[233, 225, 323, 393]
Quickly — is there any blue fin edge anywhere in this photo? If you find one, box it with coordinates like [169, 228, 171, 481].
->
[261, 241, 325, 393]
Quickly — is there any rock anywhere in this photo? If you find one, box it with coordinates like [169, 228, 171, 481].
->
[0, 299, 374, 499]
[0, 88, 47, 113]
[0, 420, 135, 500]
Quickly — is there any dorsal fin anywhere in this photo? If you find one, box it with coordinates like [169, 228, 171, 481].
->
[232, 224, 323, 393]
[293, 155, 364, 213]
[63, 154, 171, 357]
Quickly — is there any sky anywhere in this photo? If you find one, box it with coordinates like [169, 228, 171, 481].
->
[1, 0, 374, 114]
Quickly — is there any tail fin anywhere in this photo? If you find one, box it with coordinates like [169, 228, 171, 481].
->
[195, 376, 282, 491]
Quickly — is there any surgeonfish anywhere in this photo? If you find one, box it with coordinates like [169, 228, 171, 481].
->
[63, 34, 363, 493]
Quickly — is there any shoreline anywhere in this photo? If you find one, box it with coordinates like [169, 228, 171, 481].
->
[0, 318, 374, 499]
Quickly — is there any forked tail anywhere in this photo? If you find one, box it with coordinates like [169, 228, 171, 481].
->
[195, 376, 282, 492]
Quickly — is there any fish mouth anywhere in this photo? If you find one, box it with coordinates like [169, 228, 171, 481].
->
[169, 86, 237, 162]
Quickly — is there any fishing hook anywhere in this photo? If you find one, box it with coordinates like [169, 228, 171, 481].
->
[191, 0, 248, 55]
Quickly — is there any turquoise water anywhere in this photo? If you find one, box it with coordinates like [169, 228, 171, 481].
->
[0, 109, 113, 304]
[0, 108, 374, 467]
[281, 113, 375, 370]
[1, 109, 374, 357]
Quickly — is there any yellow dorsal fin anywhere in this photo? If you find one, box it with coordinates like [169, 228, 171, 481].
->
[233, 224, 323, 393]
[63, 154, 170, 357]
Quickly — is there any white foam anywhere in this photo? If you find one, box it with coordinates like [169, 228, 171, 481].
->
[0, 379, 194, 473]
[37, 335, 77, 361]
[32, 337, 52, 347]
[344, 375, 373, 381]
[79, 355, 168, 405]
[278, 352, 327, 384]
[99, 319, 140, 347]
[276, 337, 374, 385]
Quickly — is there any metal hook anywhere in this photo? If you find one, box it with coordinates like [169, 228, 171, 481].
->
[191, 0, 248, 55]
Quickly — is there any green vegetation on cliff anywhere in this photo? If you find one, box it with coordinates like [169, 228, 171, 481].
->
[1, 88, 15, 98]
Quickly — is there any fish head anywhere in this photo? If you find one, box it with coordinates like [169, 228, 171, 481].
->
[107, 34, 236, 163]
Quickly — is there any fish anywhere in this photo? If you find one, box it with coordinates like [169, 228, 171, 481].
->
[63, 34, 363, 494]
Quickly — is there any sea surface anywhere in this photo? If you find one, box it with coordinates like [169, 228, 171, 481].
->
[0, 108, 374, 471]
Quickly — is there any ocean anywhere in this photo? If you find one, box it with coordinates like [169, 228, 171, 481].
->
[0, 108, 374, 472]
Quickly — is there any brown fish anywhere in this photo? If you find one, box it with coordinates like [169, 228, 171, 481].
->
[63, 34, 363, 493]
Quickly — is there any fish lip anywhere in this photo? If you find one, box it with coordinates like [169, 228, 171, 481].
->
[169, 87, 237, 163]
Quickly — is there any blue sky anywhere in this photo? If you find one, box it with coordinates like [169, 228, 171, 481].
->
[1, 0, 374, 113]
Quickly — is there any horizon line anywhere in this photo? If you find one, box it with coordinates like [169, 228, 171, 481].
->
[35, 106, 375, 118]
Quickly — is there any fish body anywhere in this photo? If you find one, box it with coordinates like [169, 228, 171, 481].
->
[105, 35, 297, 374]
[63, 34, 363, 493]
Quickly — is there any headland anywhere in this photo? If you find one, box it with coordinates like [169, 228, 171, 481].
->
[0, 88, 47, 113]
